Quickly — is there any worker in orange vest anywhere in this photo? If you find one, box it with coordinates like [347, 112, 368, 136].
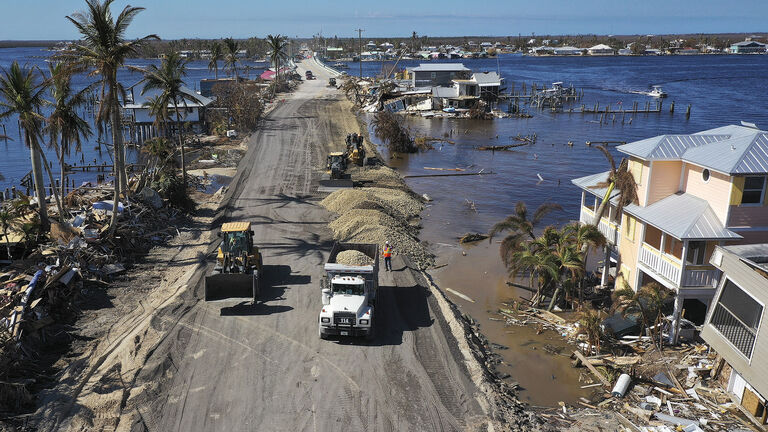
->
[382, 241, 393, 271]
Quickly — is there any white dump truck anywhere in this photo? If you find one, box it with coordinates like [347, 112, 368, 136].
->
[318, 243, 378, 340]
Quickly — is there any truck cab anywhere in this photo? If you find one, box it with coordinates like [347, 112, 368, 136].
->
[318, 243, 378, 341]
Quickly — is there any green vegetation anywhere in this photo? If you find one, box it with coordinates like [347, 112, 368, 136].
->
[613, 281, 673, 350]
[491, 201, 606, 310]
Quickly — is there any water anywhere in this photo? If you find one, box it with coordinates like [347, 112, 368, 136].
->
[0, 47, 266, 193]
[350, 54, 768, 405]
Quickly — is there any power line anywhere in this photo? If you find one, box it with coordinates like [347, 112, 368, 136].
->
[355, 28, 365, 78]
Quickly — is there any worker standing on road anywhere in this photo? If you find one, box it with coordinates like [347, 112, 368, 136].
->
[383, 241, 393, 271]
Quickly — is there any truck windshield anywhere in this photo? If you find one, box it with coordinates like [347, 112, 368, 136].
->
[332, 282, 364, 296]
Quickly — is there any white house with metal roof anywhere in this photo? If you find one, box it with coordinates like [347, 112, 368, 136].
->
[122, 82, 214, 139]
[587, 44, 615, 55]
[407, 63, 471, 87]
[572, 123, 768, 342]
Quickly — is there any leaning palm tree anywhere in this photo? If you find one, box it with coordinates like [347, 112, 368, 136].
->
[265, 34, 288, 86]
[142, 51, 201, 187]
[0, 62, 51, 229]
[208, 41, 223, 80]
[591, 145, 638, 225]
[223, 37, 240, 79]
[0, 205, 19, 258]
[491, 201, 563, 242]
[563, 222, 606, 305]
[64, 0, 158, 235]
[46, 62, 92, 211]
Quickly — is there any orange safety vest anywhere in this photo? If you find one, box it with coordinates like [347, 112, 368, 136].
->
[383, 246, 392, 257]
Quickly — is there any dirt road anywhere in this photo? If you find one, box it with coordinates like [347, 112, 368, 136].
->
[34, 60, 499, 431]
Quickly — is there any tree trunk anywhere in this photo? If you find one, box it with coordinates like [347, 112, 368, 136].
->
[108, 79, 123, 237]
[59, 136, 66, 212]
[34, 138, 65, 223]
[27, 131, 49, 230]
[547, 284, 561, 311]
[592, 182, 615, 226]
[174, 102, 187, 187]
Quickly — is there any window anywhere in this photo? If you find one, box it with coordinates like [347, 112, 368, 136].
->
[686, 241, 707, 265]
[430, 72, 436, 79]
[702, 169, 710, 182]
[663, 236, 682, 259]
[710, 279, 763, 358]
[741, 176, 765, 205]
[624, 215, 636, 241]
[644, 225, 663, 250]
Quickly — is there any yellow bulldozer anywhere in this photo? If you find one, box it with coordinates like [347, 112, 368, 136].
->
[204, 222, 263, 302]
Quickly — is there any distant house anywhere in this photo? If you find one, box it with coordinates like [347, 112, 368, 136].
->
[679, 47, 701, 55]
[325, 47, 344, 59]
[730, 40, 767, 54]
[199, 77, 247, 98]
[408, 63, 470, 87]
[122, 83, 214, 137]
[588, 44, 615, 55]
[431, 71, 503, 110]
[701, 244, 768, 425]
[529, 46, 554, 55]
[553, 46, 582, 56]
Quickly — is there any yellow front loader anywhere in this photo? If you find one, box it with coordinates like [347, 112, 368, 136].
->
[204, 222, 263, 302]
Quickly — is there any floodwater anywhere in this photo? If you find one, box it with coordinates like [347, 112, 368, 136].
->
[354, 53, 768, 405]
[0, 47, 266, 192]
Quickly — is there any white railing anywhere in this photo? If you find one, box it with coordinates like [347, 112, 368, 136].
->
[682, 268, 720, 288]
[639, 244, 682, 285]
[579, 206, 620, 246]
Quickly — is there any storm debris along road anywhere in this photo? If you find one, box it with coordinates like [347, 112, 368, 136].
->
[32, 59, 508, 431]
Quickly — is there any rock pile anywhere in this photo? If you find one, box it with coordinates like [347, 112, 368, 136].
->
[336, 250, 373, 266]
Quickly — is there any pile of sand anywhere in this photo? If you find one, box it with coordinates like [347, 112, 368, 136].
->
[321, 185, 434, 269]
[336, 250, 374, 266]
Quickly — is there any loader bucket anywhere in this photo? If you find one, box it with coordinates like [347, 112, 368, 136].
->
[204, 272, 259, 302]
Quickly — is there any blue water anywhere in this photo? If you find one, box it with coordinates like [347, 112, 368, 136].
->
[0, 47, 266, 193]
[342, 54, 768, 240]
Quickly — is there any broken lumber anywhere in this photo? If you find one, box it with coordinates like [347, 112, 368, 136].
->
[573, 350, 610, 387]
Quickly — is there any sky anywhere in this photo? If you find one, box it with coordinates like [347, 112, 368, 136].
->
[0, 0, 766, 40]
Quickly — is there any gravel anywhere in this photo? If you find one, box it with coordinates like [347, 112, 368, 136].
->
[336, 250, 374, 266]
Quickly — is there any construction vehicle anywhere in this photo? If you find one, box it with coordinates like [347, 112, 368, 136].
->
[305, 70, 314, 80]
[345, 133, 366, 166]
[318, 243, 378, 340]
[326, 151, 348, 180]
[204, 222, 263, 302]
[328, 77, 336, 87]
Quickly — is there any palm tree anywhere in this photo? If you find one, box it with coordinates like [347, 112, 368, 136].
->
[64, 0, 158, 235]
[0, 205, 19, 258]
[46, 62, 92, 212]
[563, 222, 606, 305]
[208, 41, 223, 80]
[613, 281, 673, 349]
[491, 201, 563, 243]
[265, 34, 288, 85]
[142, 51, 200, 187]
[578, 307, 604, 355]
[0, 62, 51, 229]
[223, 37, 240, 79]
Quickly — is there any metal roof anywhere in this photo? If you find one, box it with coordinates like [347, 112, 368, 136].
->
[616, 124, 768, 175]
[472, 71, 502, 86]
[124, 85, 213, 109]
[410, 63, 470, 72]
[683, 132, 768, 175]
[623, 193, 741, 240]
[571, 171, 620, 200]
[221, 222, 251, 232]
[616, 134, 731, 160]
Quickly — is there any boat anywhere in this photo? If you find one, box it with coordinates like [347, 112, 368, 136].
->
[332, 62, 349, 69]
[648, 85, 667, 98]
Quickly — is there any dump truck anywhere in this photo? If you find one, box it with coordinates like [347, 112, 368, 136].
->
[318, 243, 378, 340]
[204, 222, 263, 302]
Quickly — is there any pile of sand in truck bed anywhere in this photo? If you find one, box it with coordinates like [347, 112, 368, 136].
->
[336, 250, 374, 266]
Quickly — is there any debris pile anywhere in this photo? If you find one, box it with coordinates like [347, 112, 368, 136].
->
[336, 250, 374, 266]
[498, 306, 762, 432]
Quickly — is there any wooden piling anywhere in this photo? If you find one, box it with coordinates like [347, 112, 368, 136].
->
[670, 100, 675, 113]
[686, 104, 691, 119]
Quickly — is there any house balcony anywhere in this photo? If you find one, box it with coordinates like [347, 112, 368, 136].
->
[579, 206, 620, 247]
[638, 243, 721, 290]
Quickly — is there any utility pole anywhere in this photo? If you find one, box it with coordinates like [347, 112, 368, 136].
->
[355, 28, 365, 78]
